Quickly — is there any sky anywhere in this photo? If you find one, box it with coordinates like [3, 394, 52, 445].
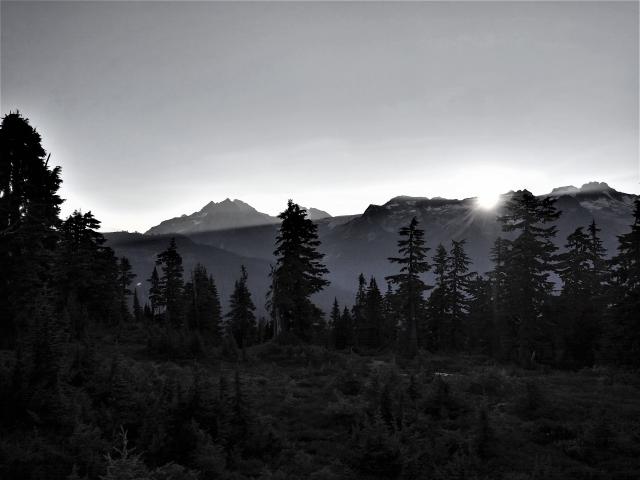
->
[2, 1, 638, 232]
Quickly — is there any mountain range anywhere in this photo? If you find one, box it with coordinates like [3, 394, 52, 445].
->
[146, 198, 331, 235]
[105, 182, 637, 315]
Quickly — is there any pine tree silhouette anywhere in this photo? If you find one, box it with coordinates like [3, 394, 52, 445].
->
[155, 237, 184, 326]
[606, 199, 640, 366]
[132, 288, 142, 322]
[556, 226, 606, 366]
[226, 265, 257, 353]
[117, 256, 136, 321]
[268, 200, 329, 341]
[497, 190, 560, 365]
[386, 217, 431, 358]
[148, 266, 161, 318]
[364, 277, 385, 349]
[56, 211, 121, 331]
[184, 263, 222, 342]
[446, 239, 473, 350]
[0, 112, 63, 347]
[427, 244, 449, 351]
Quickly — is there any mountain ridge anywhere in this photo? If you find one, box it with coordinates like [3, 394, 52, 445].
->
[107, 182, 637, 311]
[146, 199, 333, 235]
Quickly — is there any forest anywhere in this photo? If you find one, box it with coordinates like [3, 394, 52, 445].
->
[1, 111, 640, 480]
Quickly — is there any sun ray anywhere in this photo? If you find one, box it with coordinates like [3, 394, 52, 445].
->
[476, 193, 501, 210]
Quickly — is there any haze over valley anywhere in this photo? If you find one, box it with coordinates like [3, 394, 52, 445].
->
[107, 181, 637, 314]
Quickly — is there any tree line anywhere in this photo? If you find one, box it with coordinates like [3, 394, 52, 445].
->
[328, 192, 639, 369]
[132, 161, 640, 371]
[2, 112, 639, 372]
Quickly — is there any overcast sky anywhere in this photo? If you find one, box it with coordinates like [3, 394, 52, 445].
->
[2, 1, 638, 232]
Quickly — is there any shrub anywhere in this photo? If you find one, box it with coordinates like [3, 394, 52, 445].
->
[344, 415, 403, 479]
[513, 380, 545, 419]
[333, 363, 365, 396]
[422, 376, 460, 419]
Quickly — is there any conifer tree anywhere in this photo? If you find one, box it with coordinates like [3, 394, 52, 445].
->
[155, 237, 184, 326]
[143, 303, 152, 320]
[338, 307, 354, 350]
[329, 298, 341, 330]
[352, 273, 368, 347]
[381, 282, 399, 349]
[268, 200, 329, 340]
[587, 220, 609, 293]
[466, 274, 494, 354]
[329, 298, 341, 349]
[427, 244, 449, 351]
[446, 239, 473, 350]
[364, 277, 385, 349]
[556, 226, 604, 366]
[184, 263, 222, 342]
[386, 217, 431, 358]
[56, 211, 121, 331]
[497, 190, 560, 365]
[606, 199, 640, 366]
[132, 288, 142, 322]
[0, 112, 63, 347]
[226, 266, 257, 350]
[333, 301, 353, 350]
[117, 256, 136, 321]
[147, 266, 161, 318]
[487, 236, 510, 359]
[557, 227, 591, 297]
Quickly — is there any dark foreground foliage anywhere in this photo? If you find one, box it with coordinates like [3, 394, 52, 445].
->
[2, 338, 640, 480]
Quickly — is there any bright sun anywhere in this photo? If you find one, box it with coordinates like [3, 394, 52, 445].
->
[476, 193, 501, 210]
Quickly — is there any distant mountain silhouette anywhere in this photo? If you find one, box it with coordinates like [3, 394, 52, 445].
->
[145, 199, 332, 235]
[146, 198, 280, 235]
[111, 182, 637, 309]
[306, 207, 332, 221]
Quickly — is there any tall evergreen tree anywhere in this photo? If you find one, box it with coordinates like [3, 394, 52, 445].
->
[132, 288, 142, 322]
[226, 266, 257, 350]
[184, 263, 222, 342]
[118, 257, 136, 321]
[386, 217, 431, 358]
[147, 266, 161, 318]
[557, 228, 591, 296]
[338, 307, 354, 350]
[606, 199, 640, 366]
[268, 200, 329, 341]
[587, 220, 609, 293]
[0, 112, 63, 347]
[466, 274, 494, 355]
[426, 244, 449, 351]
[329, 298, 341, 349]
[155, 238, 184, 326]
[446, 239, 473, 350]
[352, 273, 368, 347]
[487, 236, 511, 360]
[497, 190, 560, 365]
[364, 277, 385, 349]
[556, 226, 604, 366]
[56, 211, 121, 332]
[382, 282, 399, 349]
